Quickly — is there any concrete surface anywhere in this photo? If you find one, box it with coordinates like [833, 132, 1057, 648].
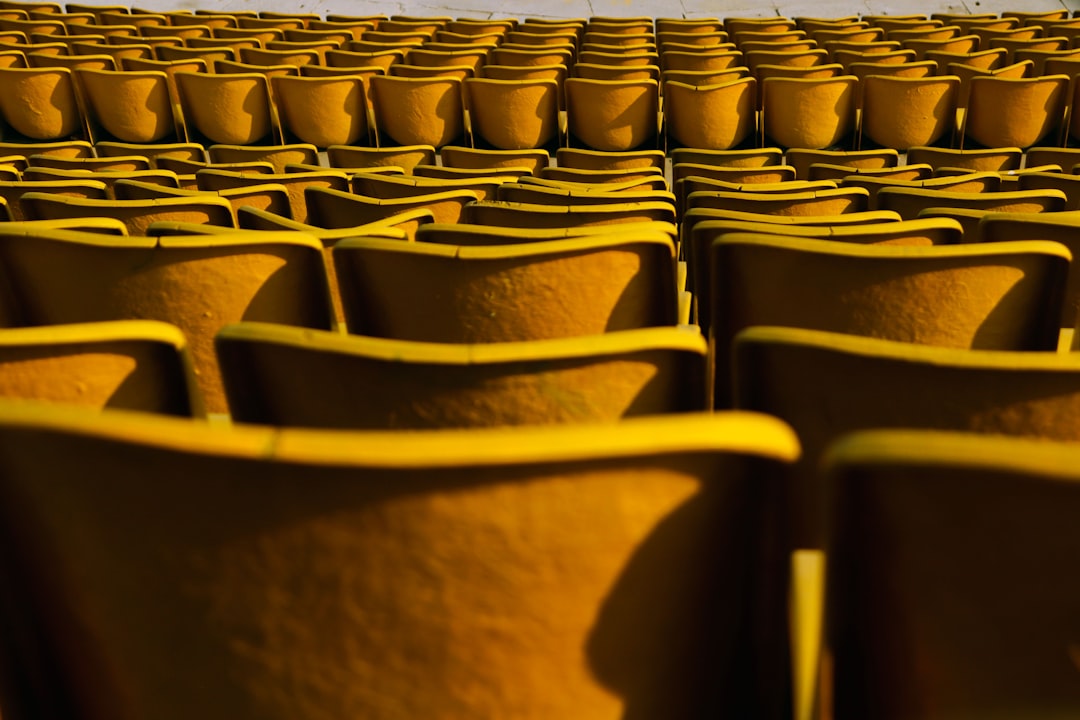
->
[116, 0, 1080, 24]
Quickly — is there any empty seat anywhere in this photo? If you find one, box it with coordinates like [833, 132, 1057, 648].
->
[760, 76, 858, 149]
[217, 323, 707, 428]
[368, 74, 466, 148]
[463, 78, 562, 151]
[0, 319, 201, 416]
[270, 75, 370, 149]
[709, 233, 1069, 407]
[332, 232, 679, 342]
[175, 70, 282, 147]
[824, 427, 1080, 720]
[19, 193, 238, 236]
[662, 77, 756, 151]
[0, 227, 335, 413]
[0, 404, 798, 720]
[564, 77, 660, 151]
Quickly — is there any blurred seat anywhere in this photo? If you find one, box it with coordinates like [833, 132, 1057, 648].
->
[332, 232, 679, 342]
[0, 227, 334, 413]
[0, 319, 201, 416]
[0, 404, 798, 720]
[824, 427, 1080, 720]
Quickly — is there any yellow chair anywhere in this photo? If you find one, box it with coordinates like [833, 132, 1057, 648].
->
[858, 74, 959, 151]
[174, 70, 282, 147]
[332, 233, 679, 342]
[413, 221, 677, 247]
[824, 427, 1080, 720]
[564, 77, 659, 151]
[327, 144, 436, 173]
[906, 145, 1023, 172]
[461, 199, 676, 229]
[961, 75, 1070, 150]
[688, 217, 963, 328]
[554, 146, 666, 172]
[0, 66, 87, 145]
[979, 211, 1080, 333]
[353, 170, 505, 203]
[440, 145, 549, 175]
[877, 186, 1068, 220]
[75, 67, 185, 146]
[0, 227, 334, 413]
[305, 185, 477, 230]
[760, 75, 858, 149]
[217, 323, 707, 428]
[368, 74, 466, 149]
[0, 178, 107, 220]
[270, 74, 369, 149]
[463, 78, 562, 151]
[686, 187, 870, 216]
[662, 77, 756, 152]
[19, 192, 238, 236]
[0, 319, 202, 415]
[196, 168, 349, 225]
[708, 233, 1070, 408]
[840, 171, 1001, 210]
[736, 325, 1080, 551]
[0, 403, 798, 720]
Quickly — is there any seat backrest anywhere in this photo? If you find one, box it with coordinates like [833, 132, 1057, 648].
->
[564, 77, 659, 151]
[464, 77, 561, 151]
[877, 186, 1068, 220]
[0, 404, 799, 720]
[332, 233, 679, 342]
[269, 74, 369, 149]
[305, 184, 477, 228]
[0, 319, 201, 415]
[858, 74, 960, 151]
[979, 211, 1080, 330]
[964, 74, 1070, 149]
[824, 428, 1080, 720]
[760, 75, 858, 149]
[0, 66, 85, 142]
[217, 323, 707, 427]
[174, 70, 281, 146]
[735, 324, 1080, 547]
[689, 217, 962, 330]
[368, 74, 465, 148]
[709, 233, 1070, 408]
[0, 227, 335, 412]
[76, 67, 180, 145]
[662, 77, 756, 151]
[461, 198, 676, 228]
[19, 192, 238, 236]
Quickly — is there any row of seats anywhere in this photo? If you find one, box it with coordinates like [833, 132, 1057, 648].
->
[0, 6, 1078, 720]
[7, 8, 1080, 153]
